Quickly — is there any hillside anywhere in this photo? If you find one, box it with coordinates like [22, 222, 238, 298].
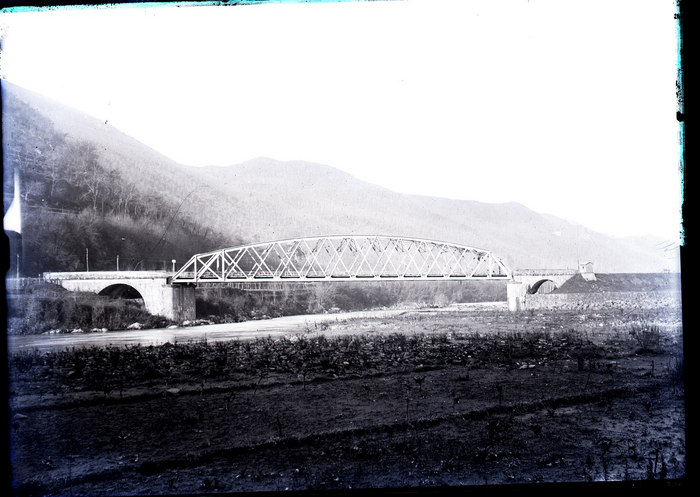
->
[192, 159, 673, 272]
[2, 81, 241, 276]
[3, 81, 677, 276]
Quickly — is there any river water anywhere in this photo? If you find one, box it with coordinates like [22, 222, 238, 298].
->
[5, 309, 409, 353]
[6, 303, 507, 354]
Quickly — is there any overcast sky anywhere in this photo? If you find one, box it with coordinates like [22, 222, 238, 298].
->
[0, 0, 683, 244]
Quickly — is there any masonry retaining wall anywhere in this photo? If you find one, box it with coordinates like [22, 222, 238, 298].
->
[520, 291, 682, 311]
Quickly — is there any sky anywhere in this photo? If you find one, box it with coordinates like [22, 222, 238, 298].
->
[0, 0, 684, 244]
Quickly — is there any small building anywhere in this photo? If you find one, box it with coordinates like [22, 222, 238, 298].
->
[579, 261, 596, 281]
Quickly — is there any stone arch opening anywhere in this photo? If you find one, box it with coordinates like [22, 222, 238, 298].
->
[528, 279, 557, 294]
[98, 283, 145, 301]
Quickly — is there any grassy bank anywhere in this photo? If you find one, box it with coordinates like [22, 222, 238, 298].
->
[195, 280, 508, 323]
[5, 282, 170, 335]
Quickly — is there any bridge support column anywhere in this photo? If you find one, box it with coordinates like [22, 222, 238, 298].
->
[143, 284, 196, 322]
[507, 282, 527, 312]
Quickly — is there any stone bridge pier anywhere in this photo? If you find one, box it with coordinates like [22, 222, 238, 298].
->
[43, 271, 196, 322]
[507, 269, 578, 311]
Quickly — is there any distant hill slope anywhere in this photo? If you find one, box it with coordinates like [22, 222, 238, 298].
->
[194, 158, 674, 272]
[552, 273, 681, 293]
[3, 81, 677, 275]
[554, 273, 682, 294]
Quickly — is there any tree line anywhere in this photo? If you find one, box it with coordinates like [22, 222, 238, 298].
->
[196, 280, 508, 323]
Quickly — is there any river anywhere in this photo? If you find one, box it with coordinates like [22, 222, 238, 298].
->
[5, 309, 408, 353]
[6, 303, 507, 353]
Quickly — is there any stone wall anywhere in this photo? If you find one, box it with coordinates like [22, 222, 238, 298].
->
[520, 291, 682, 311]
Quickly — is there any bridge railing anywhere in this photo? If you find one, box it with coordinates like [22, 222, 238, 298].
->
[512, 269, 578, 276]
[171, 235, 512, 284]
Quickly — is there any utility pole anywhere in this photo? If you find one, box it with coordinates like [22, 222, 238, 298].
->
[86, 248, 89, 272]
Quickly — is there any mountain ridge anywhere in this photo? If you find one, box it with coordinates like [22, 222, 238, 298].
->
[2, 80, 678, 274]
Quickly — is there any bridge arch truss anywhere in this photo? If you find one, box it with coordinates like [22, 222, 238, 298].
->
[171, 236, 512, 284]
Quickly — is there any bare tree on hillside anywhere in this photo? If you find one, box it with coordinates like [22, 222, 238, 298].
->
[69, 142, 107, 212]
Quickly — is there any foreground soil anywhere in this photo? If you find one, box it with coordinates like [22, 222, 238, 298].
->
[7, 305, 686, 495]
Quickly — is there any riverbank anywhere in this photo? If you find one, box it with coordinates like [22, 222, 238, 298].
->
[6, 278, 509, 336]
[7, 304, 508, 353]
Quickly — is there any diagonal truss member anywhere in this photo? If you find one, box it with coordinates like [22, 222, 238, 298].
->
[171, 235, 512, 284]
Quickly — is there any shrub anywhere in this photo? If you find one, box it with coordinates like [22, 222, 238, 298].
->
[7, 288, 167, 334]
[629, 322, 661, 353]
[668, 353, 684, 394]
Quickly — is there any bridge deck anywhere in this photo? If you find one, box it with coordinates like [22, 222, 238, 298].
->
[43, 271, 171, 281]
[175, 273, 511, 282]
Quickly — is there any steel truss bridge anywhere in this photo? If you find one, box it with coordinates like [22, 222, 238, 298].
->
[171, 236, 512, 284]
